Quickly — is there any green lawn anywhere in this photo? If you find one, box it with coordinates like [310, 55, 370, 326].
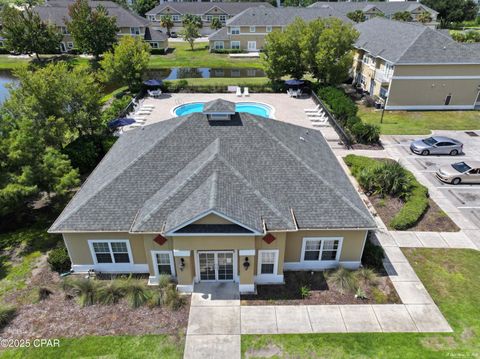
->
[168, 77, 269, 86]
[242, 248, 480, 358]
[149, 42, 263, 69]
[360, 105, 480, 135]
[0, 334, 183, 359]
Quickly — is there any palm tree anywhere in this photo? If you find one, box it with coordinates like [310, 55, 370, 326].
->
[160, 15, 174, 36]
[392, 11, 413, 22]
[417, 11, 432, 24]
[346, 10, 366, 23]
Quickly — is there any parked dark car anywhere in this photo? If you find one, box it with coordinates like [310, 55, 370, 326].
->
[170, 32, 178, 38]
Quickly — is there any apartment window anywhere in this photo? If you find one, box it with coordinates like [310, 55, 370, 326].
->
[258, 250, 278, 275]
[384, 62, 394, 77]
[230, 40, 240, 49]
[172, 15, 181, 22]
[214, 41, 224, 50]
[147, 15, 156, 21]
[67, 42, 74, 49]
[150, 42, 159, 49]
[219, 15, 226, 22]
[266, 26, 272, 33]
[130, 27, 141, 35]
[206, 15, 212, 22]
[380, 87, 388, 99]
[155, 252, 173, 275]
[230, 27, 240, 35]
[91, 241, 131, 264]
[302, 238, 341, 262]
[60, 26, 69, 35]
[231, 69, 240, 77]
[249, 26, 256, 32]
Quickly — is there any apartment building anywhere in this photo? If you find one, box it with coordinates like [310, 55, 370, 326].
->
[353, 18, 480, 110]
[34, 0, 168, 53]
[146, 2, 273, 36]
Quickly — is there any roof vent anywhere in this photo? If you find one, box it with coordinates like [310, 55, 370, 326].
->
[300, 136, 305, 141]
[202, 99, 236, 121]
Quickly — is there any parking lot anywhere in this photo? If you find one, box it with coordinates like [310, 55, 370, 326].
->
[382, 130, 480, 234]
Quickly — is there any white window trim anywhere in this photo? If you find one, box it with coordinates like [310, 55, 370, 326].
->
[249, 26, 256, 32]
[300, 237, 343, 264]
[257, 249, 278, 276]
[247, 41, 257, 51]
[230, 40, 240, 49]
[266, 26, 272, 33]
[151, 250, 176, 277]
[88, 239, 133, 265]
[214, 41, 224, 50]
[230, 27, 240, 35]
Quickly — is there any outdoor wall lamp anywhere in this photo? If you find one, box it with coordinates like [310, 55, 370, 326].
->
[243, 257, 250, 271]
[179, 258, 185, 271]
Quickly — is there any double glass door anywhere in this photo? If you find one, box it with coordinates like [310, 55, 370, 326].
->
[198, 251, 234, 281]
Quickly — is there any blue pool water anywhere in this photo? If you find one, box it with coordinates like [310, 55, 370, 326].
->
[174, 102, 272, 118]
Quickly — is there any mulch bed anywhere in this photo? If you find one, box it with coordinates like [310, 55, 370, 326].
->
[241, 271, 400, 306]
[1, 264, 190, 341]
[351, 142, 384, 151]
[369, 195, 460, 232]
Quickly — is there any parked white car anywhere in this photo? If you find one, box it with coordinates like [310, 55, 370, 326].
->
[436, 161, 480, 185]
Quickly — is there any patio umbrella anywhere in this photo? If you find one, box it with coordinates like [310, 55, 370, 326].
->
[108, 118, 135, 128]
[285, 79, 305, 87]
[143, 79, 163, 87]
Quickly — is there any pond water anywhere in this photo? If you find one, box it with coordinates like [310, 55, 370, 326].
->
[0, 70, 17, 104]
[147, 67, 265, 80]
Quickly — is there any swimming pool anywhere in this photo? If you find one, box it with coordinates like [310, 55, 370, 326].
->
[173, 102, 273, 118]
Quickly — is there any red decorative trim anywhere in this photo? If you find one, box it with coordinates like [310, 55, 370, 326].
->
[262, 233, 276, 244]
[154, 234, 167, 246]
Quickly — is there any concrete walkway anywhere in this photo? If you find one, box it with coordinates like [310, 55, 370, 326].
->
[184, 283, 241, 359]
[390, 231, 477, 249]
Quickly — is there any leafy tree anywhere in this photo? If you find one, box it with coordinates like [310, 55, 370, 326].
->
[263, 17, 307, 81]
[160, 15, 174, 36]
[281, 0, 316, 6]
[303, 18, 359, 84]
[451, 29, 480, 42]
[347, 10, 366, 23]
[182, 14, 203, 29]
[100, 35, 151, 91]
[132, 0, 157, 17]
[392, 11, 413, 22]
[66, 0, 118, 59]
[4, 62, 104, 147]
[0, 2, 63, 60]
[181, 22, 200, 51]
[417, 11, 433, 24]
[210, 17, 222, 30]
[421, 0, 478, 27]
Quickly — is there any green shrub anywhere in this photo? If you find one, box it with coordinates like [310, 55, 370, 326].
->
[372, 161, 411, 198]
[97, 281, 125, 305]
[318, 86, 357, 121]
[350, 122, 380, 144]
[355, 267, 378, 286]
[371, 287, 388, 304]
[163, 285, 185, 310]
[328, 267, 357, 294]
[346, 115, 361, 129]
[123, 281, 149, 308]
[355, 287, 367, 300]
[361, 237, 384, 270]
[299, 285, 311, 299]
[47, 246, 71, 273]
[67, 278, 99, 307]
[158, 274, 172, 289]
[390, 174, 429, 230]
[0, 306, 16, 329]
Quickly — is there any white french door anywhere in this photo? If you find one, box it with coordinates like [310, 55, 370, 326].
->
[247, 41, 257, 51]
[198, 251, 234, 281]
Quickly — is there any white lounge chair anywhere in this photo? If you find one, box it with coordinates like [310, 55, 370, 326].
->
[236, 87, 242, 97]
[243, 87, 250, 97]
[305, 105, 320, 112]
[287, 88, 295, 97]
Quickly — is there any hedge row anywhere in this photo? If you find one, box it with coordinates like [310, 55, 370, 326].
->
[318, 87, 380, 145]
[344, 154, 429, 230]
[162, 80, 274, 93]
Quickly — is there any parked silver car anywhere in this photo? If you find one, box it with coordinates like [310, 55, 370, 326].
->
[436, 161, 480, 185]
[410, 136, 463, 156]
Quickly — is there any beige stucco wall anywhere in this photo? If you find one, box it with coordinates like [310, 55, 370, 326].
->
[63, 232, 147, 265]
[284, 230, 367, 263]
[175, 253, 195, 285]
[388, 78, 480, 107]
[193, 213, 232, 225]
[394, 64, 480, 77]
[254, 232, 286, 275]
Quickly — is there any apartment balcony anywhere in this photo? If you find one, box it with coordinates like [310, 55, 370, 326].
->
[374, 71, 392, 84]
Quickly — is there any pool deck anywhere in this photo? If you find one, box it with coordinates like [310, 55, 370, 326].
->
[138, 93, 317, 129]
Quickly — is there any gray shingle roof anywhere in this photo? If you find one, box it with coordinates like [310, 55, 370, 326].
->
[203, 99, 236, 114]
[309, 1, 438, 16]
[209, 27, 229, 41]
[144, 27, 168, 42]
[50, 111, 375, 234]
[35, 0, 149, 28]
[146, 2, 272, 16]
[355, 18, 480, 64]
[226, 6, 351, 26]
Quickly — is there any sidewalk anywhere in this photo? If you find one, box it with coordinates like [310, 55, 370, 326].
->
[390, 231, 477, 249]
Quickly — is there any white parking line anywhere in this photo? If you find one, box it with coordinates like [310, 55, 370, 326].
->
[458, 207, 480, 209]
[436, 186, 480, 190]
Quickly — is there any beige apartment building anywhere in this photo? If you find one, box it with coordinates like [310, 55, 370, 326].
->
[354, 18, 480, 110]
[34, 0, 168, 53]
[50, 100, 375, 293]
